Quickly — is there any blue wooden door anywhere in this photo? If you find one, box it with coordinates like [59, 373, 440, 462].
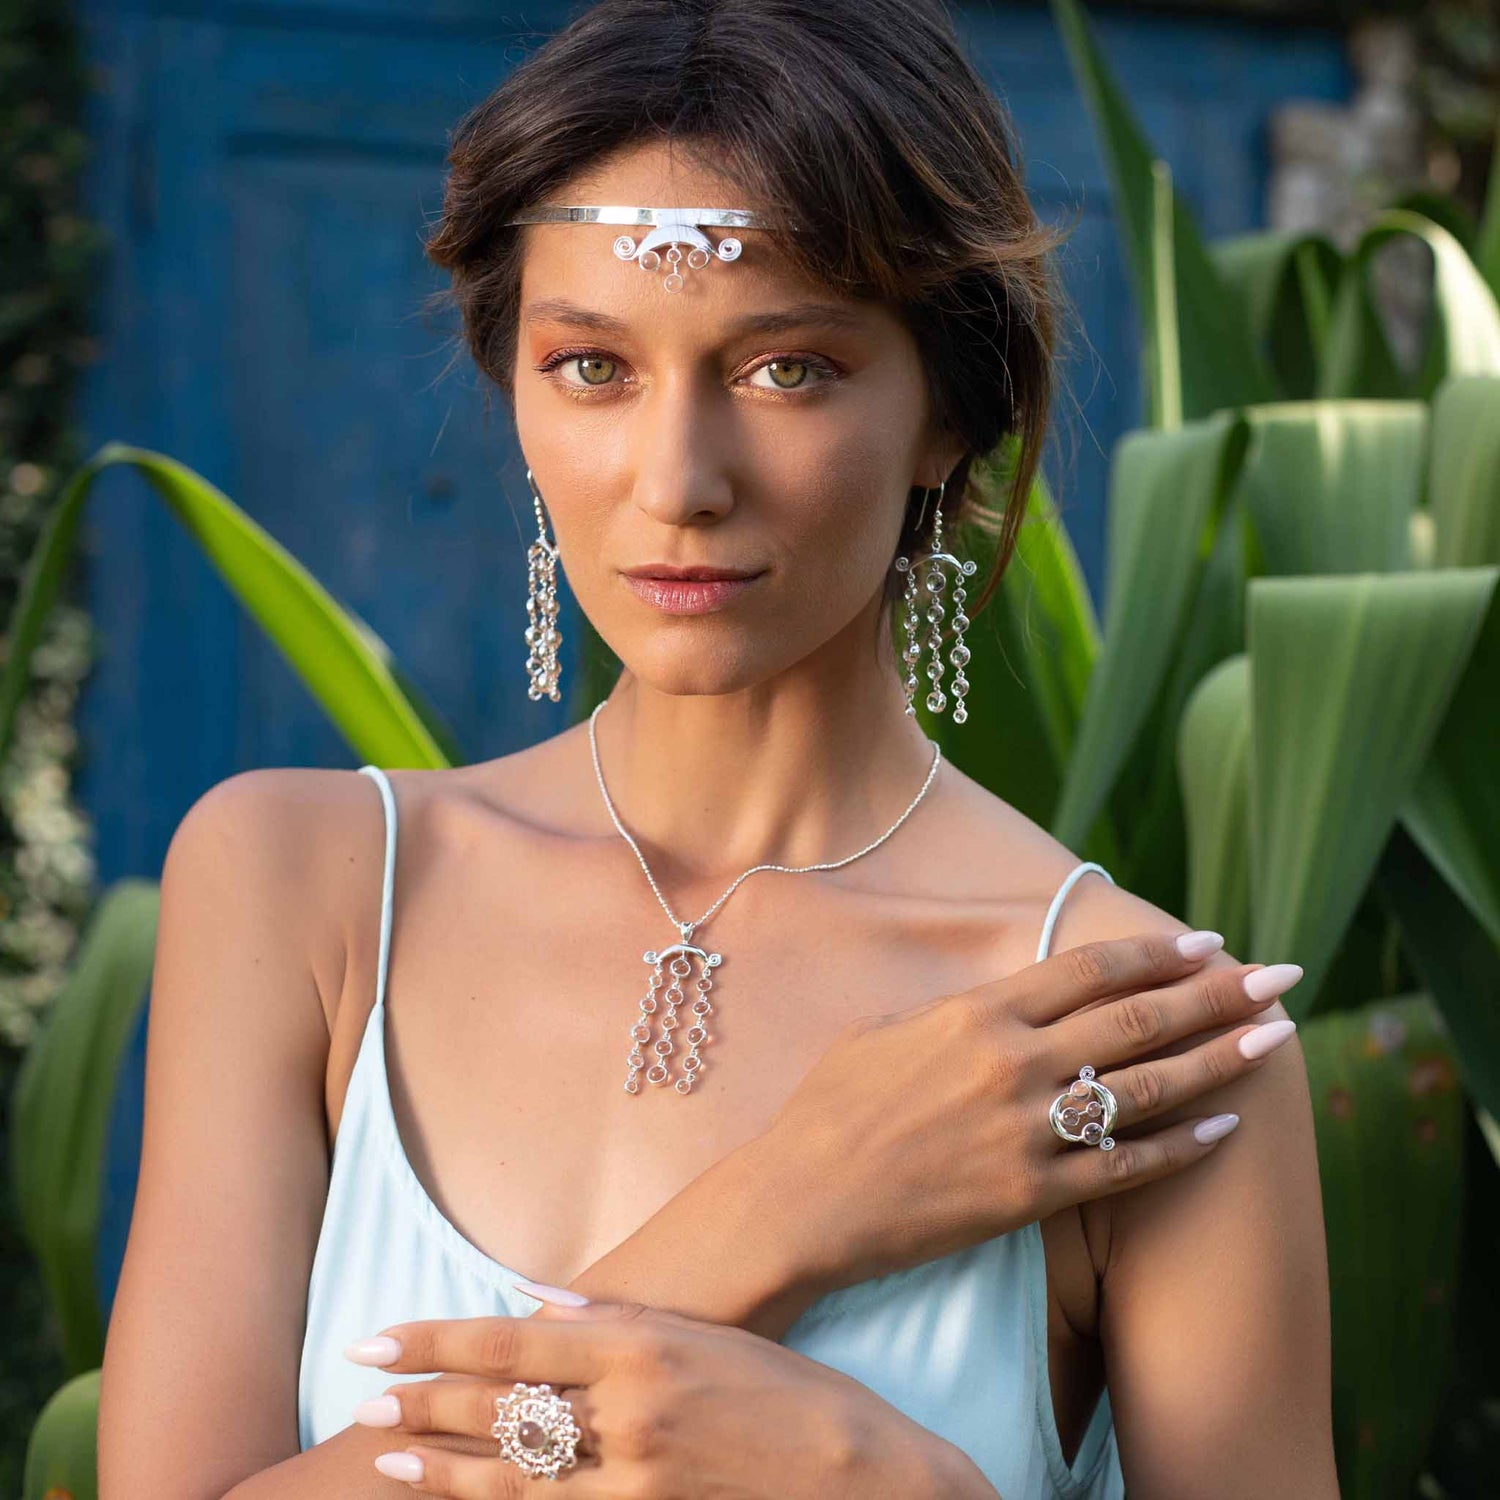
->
[77, 0, 1347, 1311]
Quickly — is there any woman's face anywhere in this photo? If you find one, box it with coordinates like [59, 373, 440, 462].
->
[512, 139, 962, 697]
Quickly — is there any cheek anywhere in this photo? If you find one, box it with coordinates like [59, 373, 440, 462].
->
[763, 423, 910, 596]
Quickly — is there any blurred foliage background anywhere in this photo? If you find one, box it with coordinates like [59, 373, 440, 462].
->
[0, 0, 103, 1488]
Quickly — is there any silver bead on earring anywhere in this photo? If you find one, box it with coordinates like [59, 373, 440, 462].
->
[894, 480, 978, 724]
[524, 468, 563, 703]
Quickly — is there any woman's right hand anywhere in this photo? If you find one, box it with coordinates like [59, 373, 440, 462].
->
[751, 929, 1302, 1300]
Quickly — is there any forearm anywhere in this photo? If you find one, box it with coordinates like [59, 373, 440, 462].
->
[838, 1395, 1003, 1500]
[567, 1130, 836, 1338]
[567, 1141, 1001, 1497]
[219, 1421, 489, 1499]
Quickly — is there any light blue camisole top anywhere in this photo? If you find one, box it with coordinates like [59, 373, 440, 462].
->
[297, 765, 1127, 1497]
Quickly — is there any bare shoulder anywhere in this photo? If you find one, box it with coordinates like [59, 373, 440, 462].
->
[163, 764, 395, 1034]
[1041, 859, 1313, 1275]
[1029, 853, 1334, 1488]
[103, 762, 419, 1487]
[923, 757, 1117, 909]
[375, 718, 600, 838]
[932, 765, 1313, 1243]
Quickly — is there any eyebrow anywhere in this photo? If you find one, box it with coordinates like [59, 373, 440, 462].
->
[522, 297, 870, 338]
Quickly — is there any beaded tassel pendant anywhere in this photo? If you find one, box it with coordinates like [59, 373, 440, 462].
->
[524, 471, 562, 703]
[894, 495, 977, 723]
[624, 923, 722, 1095]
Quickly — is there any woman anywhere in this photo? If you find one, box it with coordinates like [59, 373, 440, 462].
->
[98, 1, 1336, 1496]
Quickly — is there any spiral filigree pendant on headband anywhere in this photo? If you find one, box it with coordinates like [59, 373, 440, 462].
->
[501, 204, 781, 293]
[611, 213, 743, 295]
[895, 480, 977, 724]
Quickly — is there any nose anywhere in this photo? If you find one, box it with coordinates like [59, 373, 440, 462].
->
[627, 368, 736, 527]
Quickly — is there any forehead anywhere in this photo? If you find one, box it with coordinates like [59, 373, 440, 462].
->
[516, 138, 892, 341]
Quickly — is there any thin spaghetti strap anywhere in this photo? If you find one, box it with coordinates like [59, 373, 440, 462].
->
[1036, 859, 1115, 963]
[356, 765, 397, 1011]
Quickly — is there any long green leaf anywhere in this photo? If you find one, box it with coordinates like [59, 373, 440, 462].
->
[1400, 570, 1500, 949]
[1112, 489, 1252, 910]
[1211, 230, 1343, 399]
[1302, 994, 1464, 1498]
[1176, 654, 1252, 953]
[1052, 411, 1249, 853]
[1474, 117, 1500, 300]
[1048, 0, 1275, 418]
[1248, 569, 1496, 1007]
[0, 444, 453, 770]
[1237, 401, 1425, 575]
[1428, 375, 1500, 568]
[1149, 158, 1182, 430]
[23, 1368, 99, 1500]
[1322, 210, 1500, 400]
[10, 881, 158, 1372]
[1378, 823, 1500, 1124]
[996, 471, 1101, 772]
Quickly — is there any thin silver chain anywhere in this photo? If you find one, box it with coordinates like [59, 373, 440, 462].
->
[587, 697, 943, 942]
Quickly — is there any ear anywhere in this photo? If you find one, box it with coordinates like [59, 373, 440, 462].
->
[914, 427, 968, 491]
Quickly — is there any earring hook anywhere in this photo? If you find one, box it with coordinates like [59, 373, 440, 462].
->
[910, 479, 945, 547]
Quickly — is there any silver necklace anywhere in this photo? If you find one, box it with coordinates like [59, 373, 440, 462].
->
[588, 698, 944, 1096]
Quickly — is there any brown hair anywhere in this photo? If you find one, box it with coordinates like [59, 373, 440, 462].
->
[423, 0, 1074, 621]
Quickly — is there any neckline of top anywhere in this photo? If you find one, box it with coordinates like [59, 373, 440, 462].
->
[347, 765, 1112, 1302]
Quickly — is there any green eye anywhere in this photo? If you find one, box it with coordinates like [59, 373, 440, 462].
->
[763, 359, 809, 389]
[575, 356, 616, 386]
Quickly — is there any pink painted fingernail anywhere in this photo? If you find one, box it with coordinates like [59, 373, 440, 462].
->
[344, 1335, 402, 1366]
[1239, 1017, 1298, 1059]
[1175, 930, 1224, 960]
[354, 1394, 403, 1427]
[1193, 1112, 1240, 1144]
[374, 1452, 424, 1482]
[512, 1277, 590, 1307]
[1243, 963, 1303, 1003]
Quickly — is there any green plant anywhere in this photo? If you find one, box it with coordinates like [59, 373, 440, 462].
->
[924, 3, 1500, 1491]
[22, 1367, 97, 1500]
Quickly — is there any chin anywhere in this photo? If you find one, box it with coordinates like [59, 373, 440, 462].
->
[606, 632, 792, 698]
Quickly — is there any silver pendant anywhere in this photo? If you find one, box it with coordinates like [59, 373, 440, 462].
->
[624, 928, 721, 1096]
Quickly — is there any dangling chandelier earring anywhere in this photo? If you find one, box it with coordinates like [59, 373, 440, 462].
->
[894, 480, 978, 724]
[524, 467, 563, 703]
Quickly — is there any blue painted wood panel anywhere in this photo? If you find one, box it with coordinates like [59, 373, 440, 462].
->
[75, 1, 1347, 1312]
[75, 0, 1347, 880]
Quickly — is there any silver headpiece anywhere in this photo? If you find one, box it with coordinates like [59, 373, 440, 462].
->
[501, 204, 786, 293]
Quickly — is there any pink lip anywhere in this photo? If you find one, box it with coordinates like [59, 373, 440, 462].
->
[622, 573, 763, 614]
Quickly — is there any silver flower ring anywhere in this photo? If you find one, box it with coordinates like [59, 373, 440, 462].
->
[491, 1381, 583, 1481]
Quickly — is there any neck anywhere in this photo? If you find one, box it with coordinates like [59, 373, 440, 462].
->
[585, 602, 941, 898]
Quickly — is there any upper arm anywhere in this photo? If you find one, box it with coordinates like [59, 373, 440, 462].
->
[98, 769, 364, 1499]
[1053, 876, 1339, 1497]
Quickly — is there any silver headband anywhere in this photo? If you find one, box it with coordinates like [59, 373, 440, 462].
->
[502, 204, 786, 293]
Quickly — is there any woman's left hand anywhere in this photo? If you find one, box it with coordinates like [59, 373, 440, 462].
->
[344, 1297, 986, 1499]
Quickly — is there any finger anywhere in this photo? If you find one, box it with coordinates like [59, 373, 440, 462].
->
[1054, 1014, 1298, 1137]
[967, 928, 1224, 1028]
[1046, 1113, 1242, 1206]
[373, 1375, 604, 1456]
[373, 1437, 614, 1499]
[364, 1301, 655, 1384]
[1055, 958, 1302, 1075]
